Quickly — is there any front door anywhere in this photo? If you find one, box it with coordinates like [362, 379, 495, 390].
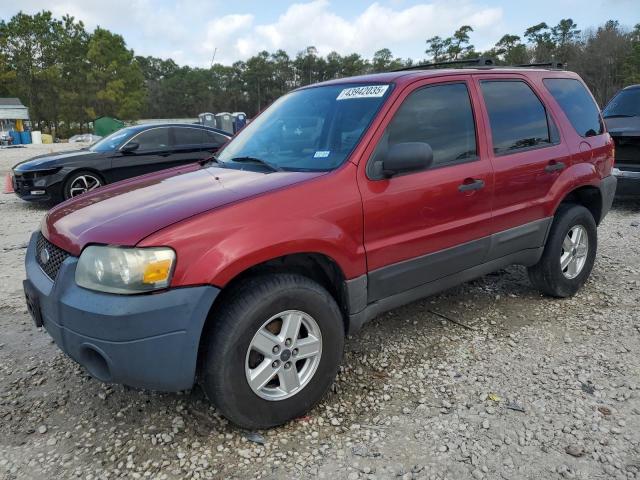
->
[358, 78, 494, 303]
[108, 126, 173, 182]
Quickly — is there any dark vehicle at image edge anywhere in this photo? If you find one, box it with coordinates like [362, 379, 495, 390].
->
[11, 123, 231, 203]
[23, 66, 616, 429]
[603, 84, 640, 197]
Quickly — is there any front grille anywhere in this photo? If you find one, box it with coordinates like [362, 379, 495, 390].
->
[36, 233, 70, 281]
[12, 172, 33, 193]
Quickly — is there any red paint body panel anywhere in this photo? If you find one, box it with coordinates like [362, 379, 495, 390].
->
[44, 163, 323, 256]
[139, 163, 365, 286]
[43, 68, 614, 290]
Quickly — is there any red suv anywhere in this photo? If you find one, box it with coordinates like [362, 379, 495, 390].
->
[24, 65, 616, 428]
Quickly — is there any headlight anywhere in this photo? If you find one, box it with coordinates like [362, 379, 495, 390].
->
[75, 245, 175, 294]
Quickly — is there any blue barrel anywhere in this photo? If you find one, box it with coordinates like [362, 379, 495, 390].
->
[9, 131, 21, 145]
[20, 131, 32, 144]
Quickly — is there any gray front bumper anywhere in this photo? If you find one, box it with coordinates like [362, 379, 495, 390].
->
[24, 232, 219, 391]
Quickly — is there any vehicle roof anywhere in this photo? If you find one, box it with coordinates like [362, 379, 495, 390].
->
[127, 123, 231, 136]
[306, 67, 580, 89]
[622, 84, 640, 90]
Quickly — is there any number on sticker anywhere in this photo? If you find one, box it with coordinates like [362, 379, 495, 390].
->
[337, 85, 389, 100]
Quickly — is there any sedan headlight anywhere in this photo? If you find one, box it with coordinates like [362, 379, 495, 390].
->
[76, 245, 176, 294]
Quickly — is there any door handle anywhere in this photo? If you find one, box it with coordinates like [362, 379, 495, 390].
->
[545, 161, 565, 173]
[458, 178, 485, 192]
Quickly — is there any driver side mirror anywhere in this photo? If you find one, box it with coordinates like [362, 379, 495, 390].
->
[120, 142, 139, 153]
[372, 142, 434, 179]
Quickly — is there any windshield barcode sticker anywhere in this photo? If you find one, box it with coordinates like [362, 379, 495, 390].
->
[314, 151, 330, 158]
[337, 85, 389, 100]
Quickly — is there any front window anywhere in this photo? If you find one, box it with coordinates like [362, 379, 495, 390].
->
[217, 83, 392, 171]
[603, 88, 640, 118]
[89, 127, 137, 152]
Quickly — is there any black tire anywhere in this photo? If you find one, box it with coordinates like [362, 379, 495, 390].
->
[528, 204, 597, 298]
[201, 273, 345, 429]
[63, 170, 104, 200]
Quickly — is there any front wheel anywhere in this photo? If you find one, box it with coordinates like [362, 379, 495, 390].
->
[63, 171, 104, 200]
[201, 274, 345, 429]
[528, 204, 597, 297]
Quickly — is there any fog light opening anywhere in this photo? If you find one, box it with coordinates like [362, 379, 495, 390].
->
[79, 346, 112, 382]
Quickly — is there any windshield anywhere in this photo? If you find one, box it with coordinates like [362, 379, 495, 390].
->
[89, 127, 138, 152]
[603, 89, 640, 118]
[217, 83, 392, 171]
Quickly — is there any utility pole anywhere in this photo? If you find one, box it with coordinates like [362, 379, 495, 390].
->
[210, 48, 217, 68]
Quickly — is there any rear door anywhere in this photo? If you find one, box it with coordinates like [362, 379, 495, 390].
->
[474, 74, 571, 259]
[108, 126, 173, 182]
[203, 129, 230, 153]
[358, 77, 494, 302]
[171, 125, 216, 165]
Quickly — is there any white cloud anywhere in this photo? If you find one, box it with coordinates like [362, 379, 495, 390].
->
[6, 1, 504, 66]
[204, 0, 504, 64]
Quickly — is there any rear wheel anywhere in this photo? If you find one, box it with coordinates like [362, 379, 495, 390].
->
[63, 171, 103, 200]
[528, 204, 597, 297]
[201, 274, 344, 429]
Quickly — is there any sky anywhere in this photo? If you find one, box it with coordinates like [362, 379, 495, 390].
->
[3, 0, 639, 66]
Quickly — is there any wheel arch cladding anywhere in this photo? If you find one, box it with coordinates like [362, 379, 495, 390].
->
[557, 185, 602, 224]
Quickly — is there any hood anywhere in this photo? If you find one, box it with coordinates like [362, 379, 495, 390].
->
[13, 149, 99, 171]
[43, 164, 324, 256]
[605, 116, 640, 136]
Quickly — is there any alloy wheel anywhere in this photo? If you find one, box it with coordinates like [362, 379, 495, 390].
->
[245, 310, 322, 401]
[69, 174, 101, 197]
[560, 224, 589, 279]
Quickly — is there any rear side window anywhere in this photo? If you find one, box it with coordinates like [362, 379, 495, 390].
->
[135, 128, 170, 150]
[544, 78, 604, 137]
[203, 130, 228, 145]
[174, 127, 204, 145]
[480, 80, 552, 154]
[379, 82, 477, 167]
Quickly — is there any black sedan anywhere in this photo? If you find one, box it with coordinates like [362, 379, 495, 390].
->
[603, 85, 640, 197]
[11, 123, 231, 203]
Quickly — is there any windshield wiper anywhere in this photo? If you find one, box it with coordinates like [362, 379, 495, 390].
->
[603, 114, 636, 118]
[227, 156, 282, 172]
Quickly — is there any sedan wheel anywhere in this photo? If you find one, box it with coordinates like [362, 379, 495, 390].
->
[69, 174, 102, 197]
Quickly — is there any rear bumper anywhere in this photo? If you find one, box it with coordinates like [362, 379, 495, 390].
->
[24, 232, 219, 391]
[612, 167, 640, 197]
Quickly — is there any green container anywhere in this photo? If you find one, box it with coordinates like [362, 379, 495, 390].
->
[93, 116, 125, 137]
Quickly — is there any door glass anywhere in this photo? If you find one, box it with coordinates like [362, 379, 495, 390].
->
[376, 83, 477, 169]
[480, 80, 551, 154]
[544, 78, 604, 137]
[134, 128, 170, 150]
[174, 127, 204, 146]
[203, 130, 228, 146]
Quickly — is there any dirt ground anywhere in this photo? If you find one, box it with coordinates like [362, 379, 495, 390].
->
[1, 144, 639, 480]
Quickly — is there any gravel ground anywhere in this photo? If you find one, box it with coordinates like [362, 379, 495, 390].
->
[1, 144, 639, 480]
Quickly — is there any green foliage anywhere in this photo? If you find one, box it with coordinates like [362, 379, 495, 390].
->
[425, 26, 476, 62]
[1, 11, 640, 132]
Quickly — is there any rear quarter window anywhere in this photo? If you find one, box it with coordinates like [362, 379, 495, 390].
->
[543, 78, 604, 137]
